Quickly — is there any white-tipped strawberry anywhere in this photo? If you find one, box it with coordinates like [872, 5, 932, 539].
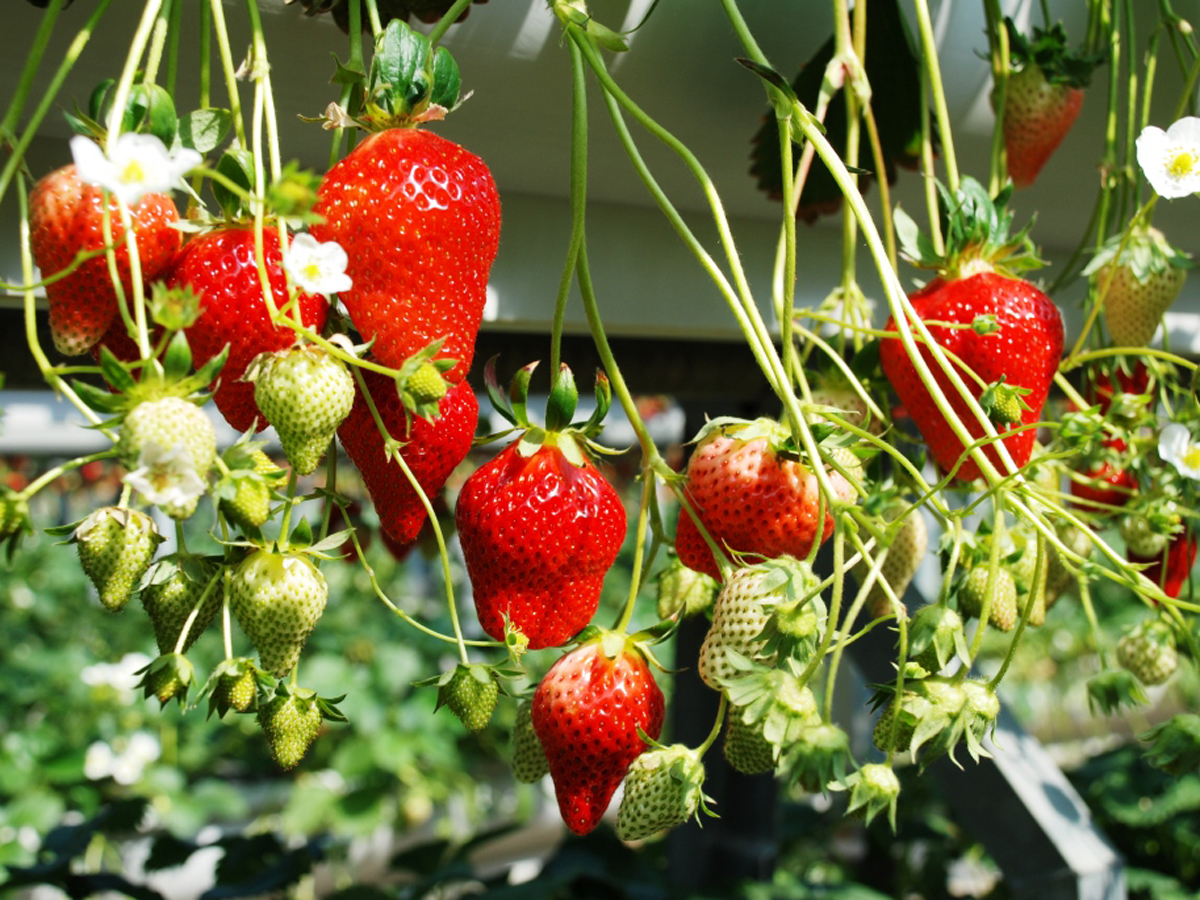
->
[1086, 226, 1191, 348]
[247, 345, 355, 475]
[230, 549, 328, 676]
[118, 396, 217, 520]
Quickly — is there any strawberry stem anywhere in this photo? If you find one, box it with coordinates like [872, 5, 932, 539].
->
[911, 0, 959, 195]
[614, 467, 656, 635]
[172, 566, 223, 656]
[697, 693, 728, 757]
[207, 0, 247, 148]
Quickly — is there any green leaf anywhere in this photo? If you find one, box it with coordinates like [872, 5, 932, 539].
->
[428, 45, 461, 110]
[213, 149, 255, 220]
[129, 83, 178, 145]
[98, 343, 138, 393]
[545, 363, 578, 432]
[179, 108, 232, 153]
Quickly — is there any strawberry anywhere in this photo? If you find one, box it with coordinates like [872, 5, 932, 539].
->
[308, 23, 500, 382]
[456, 364, 625, 650]
[338, 365, 478, 546]
[139, 653, 195, 707]
[512, 698, 550, 784]
[247, 345, 355, 475]
[908, 604, 966, 674]
[615, 744, 709, 842]
[1085, 226, 1191, 349]
[697, 557, 817, 689]
[1116, 619, 1178, 686]
[1045, 522, 1093, 605]
[432, 663, 499, 733]
[674, 417, 858, 581]
[841, 763, 902, 828]
[117, 395, 217, 519]
[1128, 528, 1197, 599]
[1084, 360, 1152, 415]
[723, 712, 776, 775]
[532, 633, 665, 836]
[140, 557, 221, 654]
[207, 658, 263, 718]
[1070, 438, 1137, 513]
[958, 564, 1018, 632]
[806, 370, 885, 436]
[73, 506, 163, 612]
[219, 448, 283, 532]
[997, 19, 1099, 188]
[258, 685, 325, 769]
[230, 549, 328, 676]
[852, 503, 927, 619]
[29, 163, 181, 356]
[655, 555, 719, 621]
[168, 226, 329, 432]
[881, 179, 1063, 482]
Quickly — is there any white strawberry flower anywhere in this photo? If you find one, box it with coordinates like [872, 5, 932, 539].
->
[123, 441, 206, 508]
[1158, 422, 1200, 481]
[284, 233, 353, 294]
[70, 132, 201, 205]
[1136, 117, 1200, 199]
[84, 732, 161, 784]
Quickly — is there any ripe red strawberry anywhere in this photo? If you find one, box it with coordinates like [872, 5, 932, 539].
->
[337, 365, 478, 546]
[1128, 528, 1197, 600]
[1086, 226, 1190, 349]
[30, 163, 182, 356]
[167, 226, 329, 432]
[997, 19, 1099, 188]
[1070, 438, 1137, 512]
[532, 634, 665, 836]
[457, 435, 626, 650]
[309, 27, 500, 385]
[881, 179, 1063, 482]
[674, 417, 857, 581]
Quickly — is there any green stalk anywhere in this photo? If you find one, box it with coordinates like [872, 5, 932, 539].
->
[0, 0, 115, 206]
[208, 0, 247, 147]
[104, 0, 165, 150]
[328, 0, 364, 170]
[427, 0, 473, 46]
[614, 468, 655, 634]
[0, 0, 63, 136]
[983, 0, 1010, 196]
[912, 0, 959, 193]
[988, 526, 1047, 690]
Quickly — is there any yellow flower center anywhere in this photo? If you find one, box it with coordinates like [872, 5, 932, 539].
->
[1168, 148, 1197, 178]
[302, 261, 322, 282]
[120, 158, 146, 185]
[1183, 445, 1200, 470]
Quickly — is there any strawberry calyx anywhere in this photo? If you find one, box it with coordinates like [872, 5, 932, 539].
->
[482, 357, 614, 467]
[1082, 224, 1194, 284]
[76, 331, 228, 418]
[895, 177, 1044, 281]
[1004, 18, 1103, 89]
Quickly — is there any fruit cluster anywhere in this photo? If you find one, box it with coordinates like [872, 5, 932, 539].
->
[7, 0, 1200, 848]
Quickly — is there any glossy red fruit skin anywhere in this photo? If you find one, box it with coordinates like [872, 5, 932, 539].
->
[338, 366, 478, 545]
[310, 129, 501, 381]
[1070, 439, 1136, 512]
[167, 227, 329, 433]
[1128, 529, 1197, 600]
[880, 272, 1063, 482]
[532, 642, 664, 836]
[30, 164, 181, 356]
[456, 439, 626, 649]
[1087, 363, 1151, 414]
[674, 432, 856, 582]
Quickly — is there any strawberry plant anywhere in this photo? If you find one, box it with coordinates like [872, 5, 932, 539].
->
[6, 1, 1200, 891]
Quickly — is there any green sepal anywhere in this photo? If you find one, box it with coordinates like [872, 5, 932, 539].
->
[1087, 669, 1148, 715]
[187, 343, 230, 393]
[555, 2, 630, 52]
[288, 516, 314, 550]
[1082, 225, 1194, 282]
[73, 379, 126, 415]
[428, 46, 462, 110]
[483, 356, 517, 426]
[98, 343, 139, 394]
[372, 19, 431, 116]
[213, 149, 256, 220]
[305, 528, 356, 559]
[127, 83, 178, 147]
[545, 364, 579, 432]
[736, 57, 824, 142]
[1140, 714, 1200, 776]
[162, 330, 194, 382]
[577, 370, 612, 439]
[135, 652, 195, 708]
[1004, 17, 1104, 88]
[149, 281, 203, 331]
[86, 79, 117, 126]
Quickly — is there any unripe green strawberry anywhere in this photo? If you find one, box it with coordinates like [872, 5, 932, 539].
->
[74, 507, 163, 612]
[723, 712, 775, 775]
[1045, 523, 1093, 605]
[852, 507, 928, 619]
[138, 653, 194, 708]
[248, 346, 355, 475]
[220, 449, 281, 531]
[1094, 233, 1188, 348]
[806, 372, 884, 436]
[699, 557, 811, 689]
[780, 721, 851, 794]
[406, 361, 449, 404]
[258, 686, 324, 769]
[230, 549, 328, 676]
[958, 565, 1018, 632]
[438, 664, 499, 733]
[1117, 620, 1178, 686]
[117, 396, 217, 519]
[1008, 535, 1047, 627]
[961, 679, 1001, 744]
[141, 562, 220, 654]
[873, 696, 918, 754]
[1120, 513, 1170, 558]
[0, 488, 30, 541]
[656, 556, 719, 620]
[842, 763, 901, 828]
[203, 657, 264, 718]
[616, 744, 708, 842]
[512, 699, 550, 783]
